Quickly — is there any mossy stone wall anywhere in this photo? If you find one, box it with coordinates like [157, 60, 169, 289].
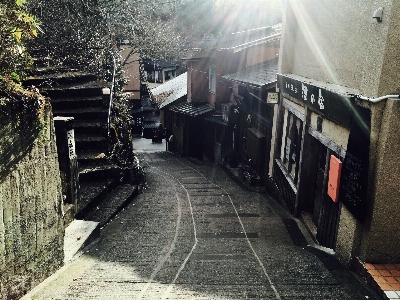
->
[0, 101, 65, 299]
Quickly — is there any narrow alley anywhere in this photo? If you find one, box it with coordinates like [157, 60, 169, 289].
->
[24, 144, 379, 299]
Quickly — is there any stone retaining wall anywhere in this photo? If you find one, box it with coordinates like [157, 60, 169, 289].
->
[0, 101, 65, 299]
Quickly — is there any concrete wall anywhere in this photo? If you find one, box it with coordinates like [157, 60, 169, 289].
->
[0, 102, 65, 299]
[120, 48, 140, 99]
[246, 45, 279, 67]
[336, 205, 363, 265]
[309, 112, 349, 149]
[280, 0, 399, 97]
[359, 99, 400, 263]
[278, 0, 400, 264]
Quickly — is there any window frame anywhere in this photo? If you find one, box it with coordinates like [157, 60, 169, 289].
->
[279, 108, 303, 184]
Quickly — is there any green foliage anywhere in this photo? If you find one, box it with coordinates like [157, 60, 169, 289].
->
[25, 0, 186, 171]
[0, 0, 41, 87]
[26, 0, 185, 71]
[0, 0, 48, 148]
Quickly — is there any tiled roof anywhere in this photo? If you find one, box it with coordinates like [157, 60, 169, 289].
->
[201, 24, 281, 51]
[149, 72, 187, 109]
[170, 102, 214, 117]
[218, 31, 281, 52]
[222, 58, 278, 89]
[181, 24, 282, 60]
[142, 59, 177, 70]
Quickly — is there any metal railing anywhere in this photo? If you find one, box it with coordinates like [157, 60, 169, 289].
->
[107, 52, 117, 143]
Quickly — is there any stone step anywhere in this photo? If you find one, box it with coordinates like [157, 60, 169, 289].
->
[80, 184, 138, 227]
[42, 81, 108, 98]
[53, 107, 108, 120]
[63, 220, 100, 263]
[78, 163, 122, 182]
[76, 178, 120, 218]
[50, 96, 105, 110]
[77, 150, 109, 165]
[74, 120, 107, 136]
[75, 135, 107, 151]
[24, 71, 99, 88]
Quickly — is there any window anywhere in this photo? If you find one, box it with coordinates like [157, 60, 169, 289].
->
[209, 64, 216, 93]
[280, 108, 303, 183]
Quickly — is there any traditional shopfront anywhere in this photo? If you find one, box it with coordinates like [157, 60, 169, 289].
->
[274, 74, 371, 250]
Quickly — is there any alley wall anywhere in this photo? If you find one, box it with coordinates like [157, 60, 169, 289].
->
[0, 103, 65, 300]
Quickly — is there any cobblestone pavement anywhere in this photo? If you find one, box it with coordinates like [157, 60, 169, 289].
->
[27, 151, 380, 300]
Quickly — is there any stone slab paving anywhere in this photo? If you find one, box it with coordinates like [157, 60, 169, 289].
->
[24, 151, 381, 300]
[64, 220, 99, 263]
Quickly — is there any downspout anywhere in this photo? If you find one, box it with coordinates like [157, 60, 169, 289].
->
[350, 94, 400, 103]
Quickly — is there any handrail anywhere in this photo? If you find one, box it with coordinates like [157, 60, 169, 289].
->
[107, 52, 116, 142]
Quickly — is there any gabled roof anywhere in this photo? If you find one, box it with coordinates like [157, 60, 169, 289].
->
[170, 102, 214, 117]
[149, 72, 187, 109]
[222, 57, 278, 89]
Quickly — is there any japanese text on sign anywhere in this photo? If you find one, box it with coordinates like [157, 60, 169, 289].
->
[67, 129, 76, 159]
[301, 82, 325, 109]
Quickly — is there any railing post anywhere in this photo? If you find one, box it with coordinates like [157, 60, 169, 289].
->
[54, 117, 80, 210]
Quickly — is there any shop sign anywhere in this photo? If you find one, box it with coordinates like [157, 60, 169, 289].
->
[67, 129, 76, 159]
[277, 74, 354, 128]
[267, 92, 279, 104]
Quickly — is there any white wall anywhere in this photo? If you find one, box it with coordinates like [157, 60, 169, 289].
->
[279, 0, 400, 97]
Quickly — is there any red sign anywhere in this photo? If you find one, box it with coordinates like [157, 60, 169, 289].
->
[327, 155, 342, 203]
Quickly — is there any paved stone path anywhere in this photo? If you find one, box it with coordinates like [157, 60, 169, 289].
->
[26, 151, 380, 300]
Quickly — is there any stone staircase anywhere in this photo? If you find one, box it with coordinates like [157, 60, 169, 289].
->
[24, 68, 138, 228]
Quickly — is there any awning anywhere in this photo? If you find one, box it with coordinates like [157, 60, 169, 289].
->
[170, 102, 214, 117]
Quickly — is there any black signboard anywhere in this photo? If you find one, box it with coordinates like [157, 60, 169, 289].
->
[338, 106, 371, 222]
[277, 74, 354, 128]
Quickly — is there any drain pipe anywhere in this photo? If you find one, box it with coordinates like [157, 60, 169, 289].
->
[350, 94, 400, 103]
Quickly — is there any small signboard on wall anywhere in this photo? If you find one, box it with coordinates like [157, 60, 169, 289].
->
[267, 92, 279, 104]
[327, 155, 342, 203]
[67, 129, 76, 159]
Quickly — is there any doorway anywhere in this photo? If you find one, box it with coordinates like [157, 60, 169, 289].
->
[309, 141, 341, 250]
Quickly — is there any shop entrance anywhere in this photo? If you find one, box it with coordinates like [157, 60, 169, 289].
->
[308, 140, 341, 250]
